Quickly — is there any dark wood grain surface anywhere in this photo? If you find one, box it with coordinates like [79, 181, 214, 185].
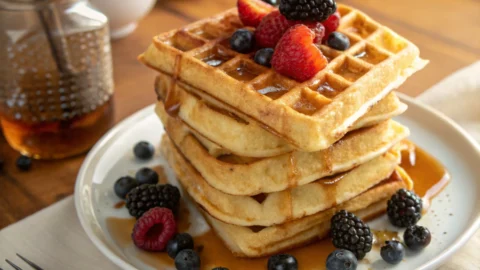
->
[1, 0, 479, 229]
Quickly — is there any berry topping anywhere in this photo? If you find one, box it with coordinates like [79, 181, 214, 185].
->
[331, 210, 373, 259]
[131, 207, 176, 251]
[175, 249, 201, 270]
[230, 29, 256, 53]
[262, 0, 279, 5]
[322, 11, 341, 42]
[326, 249, 358, 270]
[167, 233, 195, 259]
[134, 141, 155, 160]
[267, 254, 298, 270]
[404, 225, 431, 251]
[255, 11, 326, 48]
[327, 32, 350, 51]
[114, 176, 138, 199]
[16, 155, 32, 171]
[254, 48, 274, 67]
[380, 240, 405, 265]
[387, 189, 423, 227]
[271, 25, 328, 82]
[126, 184, 181, 219]
[238, 0, 275, 27]
[279, 0, 336, 22]
[255, 10, 294, 48]
[135, 167, 159, 185]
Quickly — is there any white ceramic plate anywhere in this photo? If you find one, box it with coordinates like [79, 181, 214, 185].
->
[74, 93, 480, 270]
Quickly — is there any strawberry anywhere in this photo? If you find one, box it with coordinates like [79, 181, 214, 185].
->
[271, 25, 328, 82]
[255, 11, 326, 48]
[237, 0, 275, 27]
[322, 11, 341, 42]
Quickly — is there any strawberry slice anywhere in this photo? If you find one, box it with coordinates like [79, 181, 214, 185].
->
[255, 11, 326, 48]
[237, 0, 275, 27]
[271, 25, 328, 82]
[322, 11, 341, 42]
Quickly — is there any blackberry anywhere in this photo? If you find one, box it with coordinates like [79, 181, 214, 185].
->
[126, 184, 180, 219]
[279, 0, 336, 22]
[387, 189, 423, 227]
[331, 210, 372, 259]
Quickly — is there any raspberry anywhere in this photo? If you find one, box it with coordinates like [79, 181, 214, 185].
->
[271, 25, 328, 82]
[255, 10, 295, 48]
[255, 11, 325, 48]
[322, 11, 341, 42]
[131, 207, 177, 251]
[238, 0, 275, 27]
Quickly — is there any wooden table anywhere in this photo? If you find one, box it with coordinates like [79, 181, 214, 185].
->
[0, 0, 478, 267]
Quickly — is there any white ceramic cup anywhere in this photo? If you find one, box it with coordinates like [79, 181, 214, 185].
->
[89, 0, 157, 39]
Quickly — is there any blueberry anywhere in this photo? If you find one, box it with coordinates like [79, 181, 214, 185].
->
[114, 176, 138, 199]
[167, 233, 194, 259]
[262, 0, 278, 5]
[230, 29, 255, 54]
[327, 32, 350, 51]
[135, 167, 159, 185]
[404, 225, 431, 251]
[267, 254, 298, 270]
[133, 141, 155, 160]
[254, 48, 274, 67]
[326, 249, 357, 270]
[16, 155, 32, 171]
[175, 249, 201, 270]
[380, 241, 405, 265]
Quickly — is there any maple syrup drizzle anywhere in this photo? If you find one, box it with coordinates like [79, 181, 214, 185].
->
[164, 55, 182, 117]
[107, 144, 449, 269]
[372, 230, 400, 249]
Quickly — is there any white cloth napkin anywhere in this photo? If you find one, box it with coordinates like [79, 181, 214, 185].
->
[1, 62, 479, 270]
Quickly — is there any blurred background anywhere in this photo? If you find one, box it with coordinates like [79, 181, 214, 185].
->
[0, 0, 478, 229]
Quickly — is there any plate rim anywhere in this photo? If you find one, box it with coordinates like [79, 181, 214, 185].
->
[74, 93, 480, 270]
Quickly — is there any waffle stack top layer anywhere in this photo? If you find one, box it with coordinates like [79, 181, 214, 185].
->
[141, 4, 426, 152]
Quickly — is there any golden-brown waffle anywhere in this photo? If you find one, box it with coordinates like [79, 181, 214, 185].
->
[155, 72, 408, 157]
[161, 135, 403, 227]
[201, 166, 412, 258]
[141, 4, 427, 152]
[156, 100, 409, 195]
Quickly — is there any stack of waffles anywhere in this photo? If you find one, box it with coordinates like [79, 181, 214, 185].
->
[140, 4, 427, 258]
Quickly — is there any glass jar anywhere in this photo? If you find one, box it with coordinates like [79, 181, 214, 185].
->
[0, 0, 115, 159]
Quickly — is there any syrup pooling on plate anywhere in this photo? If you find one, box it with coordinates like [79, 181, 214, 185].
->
[106, 144, 449, 269]
[400, 143, 451, 209]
